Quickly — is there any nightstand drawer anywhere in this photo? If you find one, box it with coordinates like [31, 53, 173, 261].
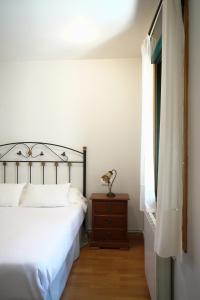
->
[94, 215, 126, 228]
[93, 201, 126, 215]
[93, 229, 127, 241]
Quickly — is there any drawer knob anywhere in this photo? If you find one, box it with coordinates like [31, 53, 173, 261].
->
[106, 218, 112, 224]
[108, 206, 112, 213]
[104, 231, 111, 240]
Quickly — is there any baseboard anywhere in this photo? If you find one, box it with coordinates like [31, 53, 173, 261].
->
[128, 230, 143, 240]
[128, 229, 143, 234]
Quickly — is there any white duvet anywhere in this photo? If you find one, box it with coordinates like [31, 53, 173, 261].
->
[0, 204, 84, 300]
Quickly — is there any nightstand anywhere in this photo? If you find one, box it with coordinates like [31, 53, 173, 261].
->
[90, 193, 129, 249]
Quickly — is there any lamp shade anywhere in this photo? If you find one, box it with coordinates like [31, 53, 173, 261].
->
[101, 169, 117, 197]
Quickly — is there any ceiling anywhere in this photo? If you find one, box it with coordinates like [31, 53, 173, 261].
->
[0, 0, 159, 61]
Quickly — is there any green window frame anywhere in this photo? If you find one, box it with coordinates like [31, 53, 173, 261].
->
[151, 37, 162, 196]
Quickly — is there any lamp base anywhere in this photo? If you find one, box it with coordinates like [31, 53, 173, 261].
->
[106, 192, 116, 198]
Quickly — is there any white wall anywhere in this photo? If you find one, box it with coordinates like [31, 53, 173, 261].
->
[0, 58, 143, 231]
[174, 1, 200, 299]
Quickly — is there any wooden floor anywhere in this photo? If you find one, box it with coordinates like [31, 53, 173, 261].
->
[61, 235, 150, 300]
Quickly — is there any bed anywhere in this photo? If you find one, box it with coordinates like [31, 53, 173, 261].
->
[0, 142, 87, 300]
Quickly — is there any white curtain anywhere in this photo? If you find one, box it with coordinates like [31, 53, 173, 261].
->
[140, 36, 156, 212]
[155, 0, 184, 257]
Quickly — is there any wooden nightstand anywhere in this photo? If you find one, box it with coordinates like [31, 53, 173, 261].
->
[90, 193, 129, 249]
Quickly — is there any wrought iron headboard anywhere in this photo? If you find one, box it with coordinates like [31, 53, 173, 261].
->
[0, 142, 87, 197]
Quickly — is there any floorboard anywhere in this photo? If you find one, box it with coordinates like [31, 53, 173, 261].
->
[61, 234, 150, 300]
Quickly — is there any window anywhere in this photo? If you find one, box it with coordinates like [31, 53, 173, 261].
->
[151, 37, 162, 196]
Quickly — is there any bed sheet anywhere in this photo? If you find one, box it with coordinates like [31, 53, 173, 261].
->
[0, 204, 84, 300]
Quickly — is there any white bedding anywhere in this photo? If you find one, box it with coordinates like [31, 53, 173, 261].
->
[0, 204, 84, 300]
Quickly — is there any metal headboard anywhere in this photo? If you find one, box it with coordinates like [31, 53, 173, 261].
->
[0, 142, 87, 197]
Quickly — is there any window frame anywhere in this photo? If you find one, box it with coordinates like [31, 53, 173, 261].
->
[151, 37, 162, 197]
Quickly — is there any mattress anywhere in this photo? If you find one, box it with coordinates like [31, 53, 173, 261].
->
[0, 204, 84, 300]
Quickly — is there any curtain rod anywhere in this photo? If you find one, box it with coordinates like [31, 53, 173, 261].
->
[148, 0, 163, 37]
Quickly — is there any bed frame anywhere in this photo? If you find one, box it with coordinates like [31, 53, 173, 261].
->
[0, 142, 87, 196]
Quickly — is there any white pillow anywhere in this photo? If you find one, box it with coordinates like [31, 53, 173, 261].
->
[68, 187, 83, 203]
[0, 183, 26, 207]
[68, 187, 88, 212]
[20, 183, 71, 207]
